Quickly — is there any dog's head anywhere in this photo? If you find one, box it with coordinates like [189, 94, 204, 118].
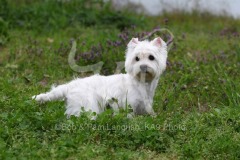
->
[125, 37, 167, 83]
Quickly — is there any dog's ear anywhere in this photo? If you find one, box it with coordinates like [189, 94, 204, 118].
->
[151, 37, 162, 47]
[128, 38, 139, 48]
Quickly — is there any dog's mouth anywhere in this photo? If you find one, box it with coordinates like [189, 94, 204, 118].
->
[136, 71, 155, 83]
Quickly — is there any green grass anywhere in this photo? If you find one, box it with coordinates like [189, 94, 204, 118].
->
[0, 1, 240, 159]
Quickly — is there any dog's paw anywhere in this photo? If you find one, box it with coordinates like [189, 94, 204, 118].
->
[127, 113, 135, 119]
[150, 112, 157, 118]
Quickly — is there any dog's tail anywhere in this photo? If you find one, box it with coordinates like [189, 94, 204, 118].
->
[32, 84, 68, 102]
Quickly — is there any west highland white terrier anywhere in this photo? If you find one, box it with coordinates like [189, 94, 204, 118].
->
[32, 37, 168, 119]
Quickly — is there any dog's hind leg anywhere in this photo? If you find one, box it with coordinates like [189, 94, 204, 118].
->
[32, 84, 68, 102]
[64, 90, 103, 119]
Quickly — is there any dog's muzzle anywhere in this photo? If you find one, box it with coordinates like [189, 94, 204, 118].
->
[136, 65, 155, 82]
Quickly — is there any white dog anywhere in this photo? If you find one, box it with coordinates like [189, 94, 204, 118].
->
[32, 37, 168, 119]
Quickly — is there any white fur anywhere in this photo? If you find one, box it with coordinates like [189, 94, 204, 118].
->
[32, 37, 168, 119]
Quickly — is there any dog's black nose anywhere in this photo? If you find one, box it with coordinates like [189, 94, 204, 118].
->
[140, 65, 148, 72]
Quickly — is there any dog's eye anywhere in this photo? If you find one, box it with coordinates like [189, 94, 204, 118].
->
[149, 55, 155, 61]
[135, 56, 140, 61]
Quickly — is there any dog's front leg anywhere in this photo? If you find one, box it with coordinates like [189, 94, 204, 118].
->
[145, 100, 156, 116]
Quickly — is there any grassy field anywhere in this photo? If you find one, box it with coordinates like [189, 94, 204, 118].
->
[0, 0, 240, 159]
